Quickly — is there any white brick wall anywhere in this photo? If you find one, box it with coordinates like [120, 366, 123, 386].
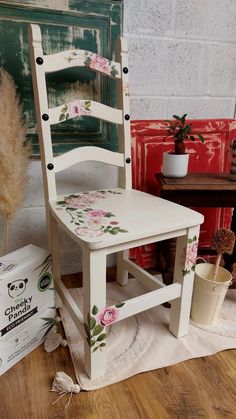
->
[2, 1, 236, 272]
[125, 0, 236, 120]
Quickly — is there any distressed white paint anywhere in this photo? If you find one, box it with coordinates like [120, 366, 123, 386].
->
[54, 147, 124, 173]
[49, 100, 123, 125]
[44, 49, 121, 78]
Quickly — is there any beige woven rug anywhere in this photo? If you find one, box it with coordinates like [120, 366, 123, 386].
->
[60, 278, 236, 391]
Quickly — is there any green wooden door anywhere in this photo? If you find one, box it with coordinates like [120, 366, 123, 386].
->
[0, 1, 123, 156]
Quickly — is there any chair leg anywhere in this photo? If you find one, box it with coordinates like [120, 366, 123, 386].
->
[169, 225, 200, 338]
[83, 248, 107, 379]
[116, 250, 129, 286]
[50, 214, 62, 309]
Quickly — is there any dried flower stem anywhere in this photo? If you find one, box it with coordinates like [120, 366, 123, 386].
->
[211, 253, 221, 281]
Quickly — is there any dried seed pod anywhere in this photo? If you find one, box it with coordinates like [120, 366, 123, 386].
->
[211, 228, 235, 255]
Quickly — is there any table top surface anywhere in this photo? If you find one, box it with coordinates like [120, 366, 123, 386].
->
[156, 172, 236, 191]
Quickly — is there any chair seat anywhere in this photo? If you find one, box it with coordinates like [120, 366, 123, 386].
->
[50, 188, 204, 250]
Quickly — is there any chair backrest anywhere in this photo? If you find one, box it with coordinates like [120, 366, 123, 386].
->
[28, 24, 132, 206]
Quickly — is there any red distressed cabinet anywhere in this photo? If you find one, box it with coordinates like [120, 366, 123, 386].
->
[130, 119, 236, 268]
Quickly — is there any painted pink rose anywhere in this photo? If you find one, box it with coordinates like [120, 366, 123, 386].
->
[87, 209, 108, 218]
[186, 242, 198, 264]
[65, 196, 94, 209]
[69, 101, 91, 118]
[90, 53, 110, 74]
[98, 307, 119, 326]
[110, 221, 119, 225]
[180, 241, 198, 270]
[89, 192, 106, 199]
[74, 226, 103, 237]
[86, 218, 105, 230]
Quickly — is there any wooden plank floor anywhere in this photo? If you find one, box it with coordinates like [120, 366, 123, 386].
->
[0, 272, 235, 419]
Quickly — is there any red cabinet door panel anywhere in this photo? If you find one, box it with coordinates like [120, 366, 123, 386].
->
[131, 119, 234, 268]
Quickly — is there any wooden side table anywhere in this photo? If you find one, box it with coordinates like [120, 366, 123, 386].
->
[155, 172, 236, 208]
[155, 172, 236, 287]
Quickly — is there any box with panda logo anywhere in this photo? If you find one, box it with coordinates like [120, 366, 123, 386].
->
[0, 244, 55, 375]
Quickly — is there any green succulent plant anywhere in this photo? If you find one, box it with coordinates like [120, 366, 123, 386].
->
[164, 114, 205, 154]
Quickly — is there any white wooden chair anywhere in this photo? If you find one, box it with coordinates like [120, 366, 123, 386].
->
[29, 24, 204, 380]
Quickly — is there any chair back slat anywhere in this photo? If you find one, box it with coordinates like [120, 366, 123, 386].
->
[49, 100, 123, 125]
[29, 23, 132, 206]
[44, 49, 121, 78]
[53, 147, 124, 173]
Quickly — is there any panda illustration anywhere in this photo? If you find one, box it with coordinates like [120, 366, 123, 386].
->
[7, 278, 28, 298]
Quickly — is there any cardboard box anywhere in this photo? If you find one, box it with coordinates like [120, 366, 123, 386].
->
[0, 244, 55, 375]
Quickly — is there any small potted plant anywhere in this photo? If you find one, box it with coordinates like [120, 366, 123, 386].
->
[162, 113, 204, 178]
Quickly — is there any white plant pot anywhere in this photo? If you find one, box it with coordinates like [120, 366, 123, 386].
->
[162, 152, 189, 178]
[191, 263, 232, 326]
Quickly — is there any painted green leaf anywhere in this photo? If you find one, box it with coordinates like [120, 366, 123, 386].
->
[85, 100, 91, 110]
[111, 66, 118, 77]
[56, 200, 66, 205]
[59, 113, 65, 122]
[118, 229, 128, 233]
[191, 265, 196, 272]
[86, 337, 95, 347]
[92, 305, 98, 315]
[66, 113, 70, 120]
[193, 235, 197, 241]
[110, 229, 118, 235]
[96, 333, 106, 342]
[61, 105, 68, 113]
[187, 239, 192, 243]
[92, 346, 99, 353]
[99, 343, 106, 348]
[89, 317, 96, 330]
[93, 324, 104, 336]
[84, 57, 91, 66]
[115, 302, 125, 308]
[105, 212, 115, 218]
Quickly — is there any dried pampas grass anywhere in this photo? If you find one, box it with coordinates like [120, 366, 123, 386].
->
[0, 68, 31, 255]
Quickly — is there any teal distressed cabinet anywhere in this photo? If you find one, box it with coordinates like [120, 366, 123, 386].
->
[0, 0, 123, 156]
